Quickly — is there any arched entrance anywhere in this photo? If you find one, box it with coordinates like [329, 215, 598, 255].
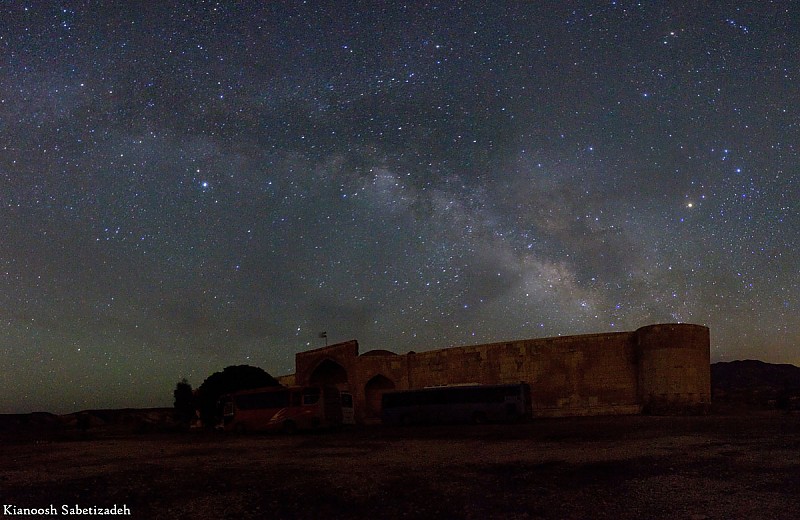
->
[308, 359, 348, 389]
[364, 374, 396, 419]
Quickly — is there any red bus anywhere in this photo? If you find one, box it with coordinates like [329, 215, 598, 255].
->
[219, 385, 343, 433]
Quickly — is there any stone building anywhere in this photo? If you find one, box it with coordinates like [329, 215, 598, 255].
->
[277, 323, 711, 423]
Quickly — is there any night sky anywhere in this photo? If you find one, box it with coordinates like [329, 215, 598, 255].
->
[2, 2, 798, 413]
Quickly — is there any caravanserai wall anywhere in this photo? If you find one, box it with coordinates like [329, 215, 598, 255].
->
[637, 323, 711, 413]
[290, 323, 710, 422]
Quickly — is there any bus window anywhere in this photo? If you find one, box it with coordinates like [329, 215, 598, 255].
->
[220, 385, 342, 433]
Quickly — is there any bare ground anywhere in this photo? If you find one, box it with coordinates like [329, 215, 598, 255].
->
[2, 412, 799, 519]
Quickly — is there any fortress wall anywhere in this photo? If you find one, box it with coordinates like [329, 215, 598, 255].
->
[397, 331, 642, 416]
[288, 323, 711, 421]
[636, 324, 711, 413]
[527, 332, 641, 416]
[406, 345, 504, 388]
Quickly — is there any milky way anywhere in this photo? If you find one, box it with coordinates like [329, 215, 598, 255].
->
[1, 2, 797, 412]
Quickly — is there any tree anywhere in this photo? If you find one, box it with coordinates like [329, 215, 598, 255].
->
[195, 365, 280, 428]
[173, 378, 195, 428]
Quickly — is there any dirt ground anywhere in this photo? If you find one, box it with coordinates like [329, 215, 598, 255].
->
[2, 412, 799, 519]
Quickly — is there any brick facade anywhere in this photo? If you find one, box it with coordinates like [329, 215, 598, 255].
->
[277, 323, 711, 422]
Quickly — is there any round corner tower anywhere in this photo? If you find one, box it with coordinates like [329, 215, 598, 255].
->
[636, 323, 711, 414]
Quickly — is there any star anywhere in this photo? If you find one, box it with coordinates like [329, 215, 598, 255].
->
[0, 1, 797, 413]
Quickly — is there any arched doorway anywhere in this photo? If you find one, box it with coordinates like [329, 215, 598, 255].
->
[364, 374, 396, 419]
[308, 359, 348, 389]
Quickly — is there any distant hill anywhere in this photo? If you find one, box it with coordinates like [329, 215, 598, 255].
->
[61, 407, 176, 432]
[0, 408, 177, 442]
[712, 360, 800, 409]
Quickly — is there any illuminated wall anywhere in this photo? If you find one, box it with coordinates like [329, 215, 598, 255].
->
[285, 323, 711, 422]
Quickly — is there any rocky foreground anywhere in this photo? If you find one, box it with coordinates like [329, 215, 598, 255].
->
[2, 412, 799, 519]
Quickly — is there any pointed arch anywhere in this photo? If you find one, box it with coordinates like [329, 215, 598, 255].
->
[308, 359, 348, 388]
[364, 374, 396, 418]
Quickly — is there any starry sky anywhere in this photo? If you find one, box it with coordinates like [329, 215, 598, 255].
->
[1, 2, 798, 413]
